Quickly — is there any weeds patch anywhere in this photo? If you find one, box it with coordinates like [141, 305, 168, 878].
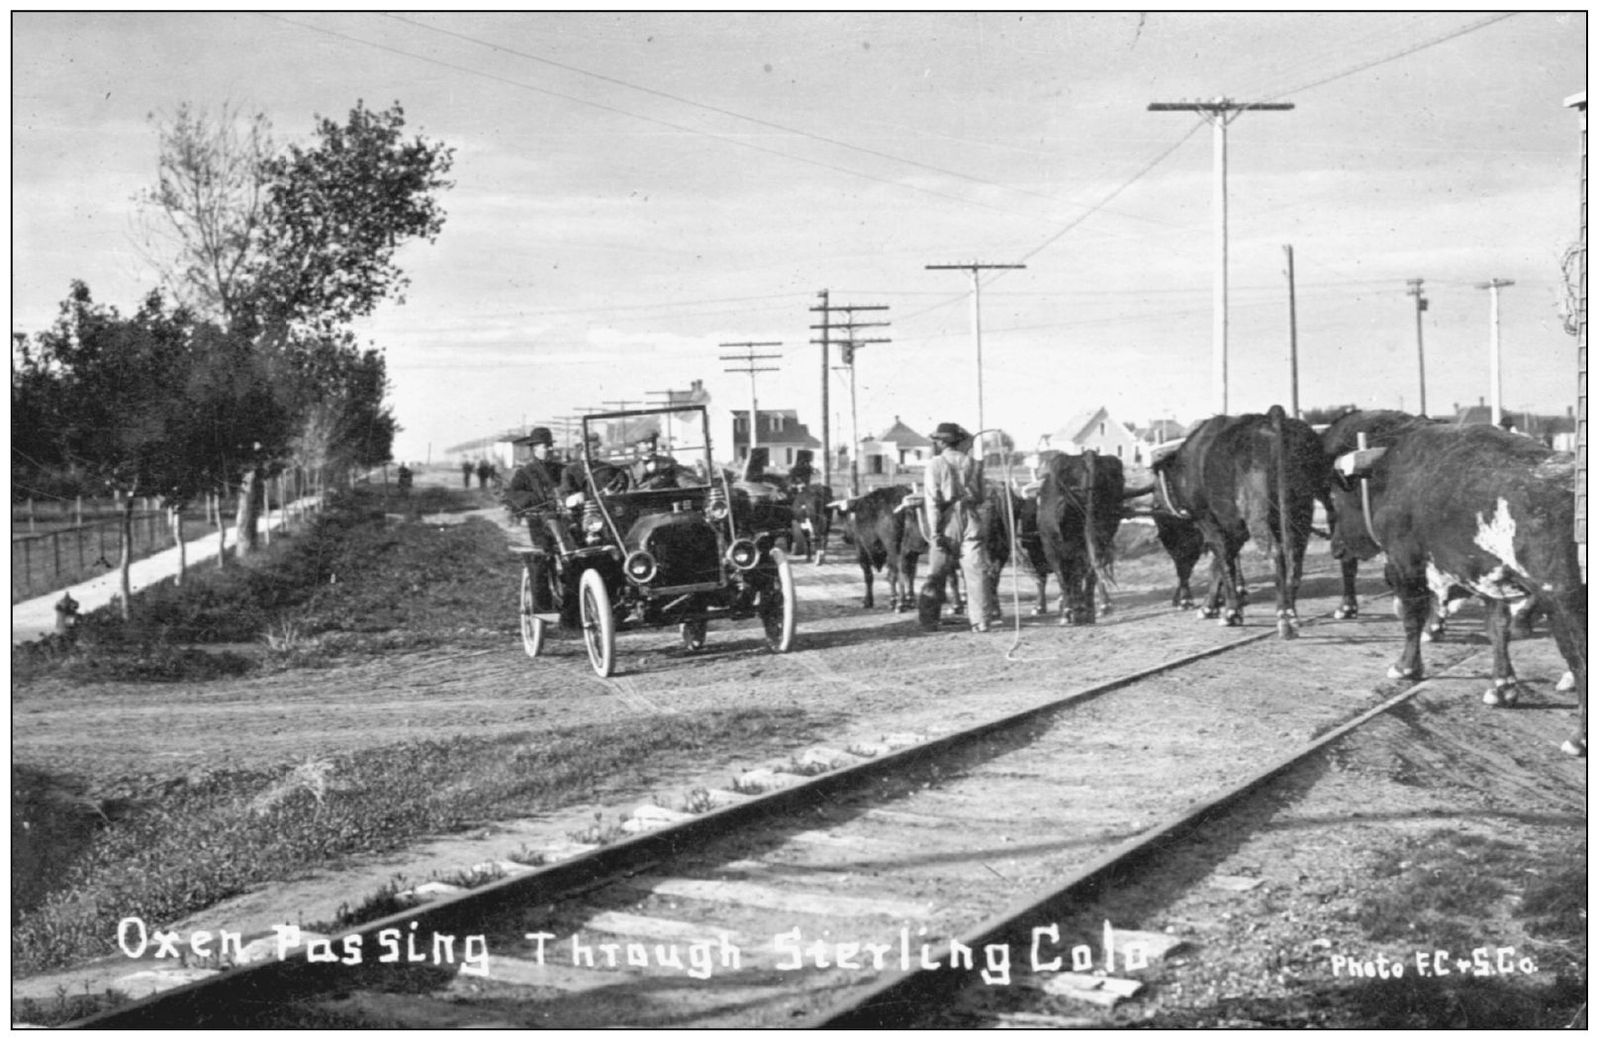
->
[12, 706, 818, 978]
[12, 486, 516, 684]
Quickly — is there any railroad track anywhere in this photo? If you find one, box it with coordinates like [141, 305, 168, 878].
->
[70, 565, 1547, 1028]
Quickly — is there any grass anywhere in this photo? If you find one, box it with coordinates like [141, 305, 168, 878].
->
[12, 484, 517, 685]
[13, 706, 818, 978]
[12, 480, 834, 985]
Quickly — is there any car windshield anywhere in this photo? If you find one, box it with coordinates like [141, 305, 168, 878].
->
[580, 405, 715, 483]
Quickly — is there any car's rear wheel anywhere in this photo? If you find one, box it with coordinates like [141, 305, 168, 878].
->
[519, 566, 546, 658]
[579, 568, 617, 677]
[760, 548, 797, 653]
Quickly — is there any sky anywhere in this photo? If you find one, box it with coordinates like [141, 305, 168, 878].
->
[10, 11, 1589, 463]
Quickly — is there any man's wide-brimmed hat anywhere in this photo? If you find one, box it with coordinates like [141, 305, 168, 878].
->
[930, 422, 970, 443]
[518, 426, 555, 447]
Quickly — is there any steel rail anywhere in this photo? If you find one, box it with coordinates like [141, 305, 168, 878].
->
[70, 587, 1386, 1028]
[814, 649, 1487, 1027]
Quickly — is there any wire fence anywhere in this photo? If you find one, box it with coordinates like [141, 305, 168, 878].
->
[10, 484, 321, 605]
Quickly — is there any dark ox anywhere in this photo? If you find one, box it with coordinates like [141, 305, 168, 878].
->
[836, 483, 1024, 617]
[1036, 450, 1124, 624]
[834, 486, 928, 611]
[1149, 406, 1327, 638]
[1326, 421, 1586, 756]
[790, 484, 835, 564]
[970, 483, 1028, 625]
[1152, 512, 1208, 610]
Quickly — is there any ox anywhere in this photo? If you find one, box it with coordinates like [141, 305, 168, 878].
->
[1150, 406, 1328, 638]
[1036, 450, 1124, 625]
[1320, 408, 1529, 643]
[1326, 421, 1586, 756]
[1152, 512, 1209, 610]
[790, 484, 835, 564]
[834, 486, 928, 611]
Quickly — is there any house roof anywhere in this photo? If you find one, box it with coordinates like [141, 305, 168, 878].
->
[730, 409, 822, 448]
[1453, 405, 1576, 435]
[1052, 406, 1113, 445]
[877, 417, 931, 447]
[1138, 418, 1187, 442]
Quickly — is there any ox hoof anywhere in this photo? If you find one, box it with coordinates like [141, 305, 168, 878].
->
[1483, 681, 1522, 708]
[1177, 598, 1195, 610]
[1196, 607, 1219, 620]
[1386, 662, 1422, 681]
[1332, 604, 1358, 620]
[1031, 605, 1048, 617]
[1099, 603, 1115, 616]
[1561, 737, 1587, 757]
[1276, 619, 1299, 640]
[1221, 612, 1244, 628]
[1556, 671, 1577, 692]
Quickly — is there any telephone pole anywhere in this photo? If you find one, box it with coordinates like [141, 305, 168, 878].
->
[719, 342, 782, 463]
[1284, 244, 1299, 418]
[812, 293, 890, 492]
[1149, 97, 1295, 414]
[1475, 279, 1515, 427]
[1407, 279, 1429, 416]
[925, 260, 1025, 434]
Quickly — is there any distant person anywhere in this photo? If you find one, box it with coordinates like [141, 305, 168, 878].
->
[461, 459, 474, 488]
[476, 459, 494, 488]
[396, 463, 413, 493]
[787, 449, 815, 490]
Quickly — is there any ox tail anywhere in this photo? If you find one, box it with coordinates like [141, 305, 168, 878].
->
[1082, 450, 1116, 592]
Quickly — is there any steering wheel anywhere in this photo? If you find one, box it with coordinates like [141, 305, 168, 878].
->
[591, 462, 632, 494]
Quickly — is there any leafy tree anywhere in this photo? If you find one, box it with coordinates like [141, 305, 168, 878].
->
[137, 100, 453, 557]
[135, 102, 272, 328]
[19, 284, 229, 615]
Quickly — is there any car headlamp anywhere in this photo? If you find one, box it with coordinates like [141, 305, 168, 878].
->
[706, 487, 729, 522]
[727, 538, 759, 571]
[624, 550, 658, 584]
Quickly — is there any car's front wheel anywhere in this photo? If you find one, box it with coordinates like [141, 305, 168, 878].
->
[759, 548, 797, 653]
[579, 568, 617, 677]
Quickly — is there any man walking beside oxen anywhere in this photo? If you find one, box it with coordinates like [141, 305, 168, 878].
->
[918, 422, 992, 633]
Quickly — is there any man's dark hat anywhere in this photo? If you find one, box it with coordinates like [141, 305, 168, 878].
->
[518, 426, 555, 447]
[930, 422, 970, 443]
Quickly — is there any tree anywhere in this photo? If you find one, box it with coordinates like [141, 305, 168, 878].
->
[135, 102, 273, 330]
[17, 283, 239, 615]
[137, 100, 453, 558]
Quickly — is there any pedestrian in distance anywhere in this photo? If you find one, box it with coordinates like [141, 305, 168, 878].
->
[461, 459, 474, 488]
[476, 458, 494, 488]
[917, 422, 992, 633]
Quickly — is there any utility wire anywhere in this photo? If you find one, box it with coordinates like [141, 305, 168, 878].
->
[265, 14, 1063, 222]
[1259, 12, 1518, 101]
[382, 13, 1175, 228]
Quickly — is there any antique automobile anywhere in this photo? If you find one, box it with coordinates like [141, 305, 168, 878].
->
[514, 404, 797, 677]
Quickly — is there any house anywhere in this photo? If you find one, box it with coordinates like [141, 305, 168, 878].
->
[1037, 406, 1142, 463]
[1452, 400, 1578, 449]
[858, 417, 932, 477]
[727, 409, 822, 472]
[1129, 418, 1188, 465]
